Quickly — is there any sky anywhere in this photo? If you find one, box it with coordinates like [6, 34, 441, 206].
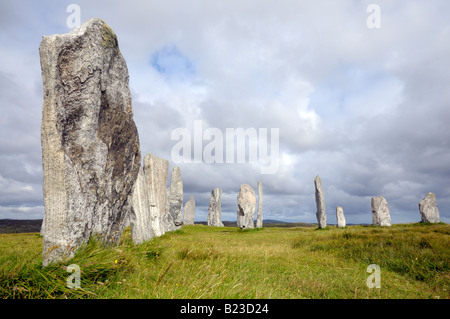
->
[0, 0, 449, 224]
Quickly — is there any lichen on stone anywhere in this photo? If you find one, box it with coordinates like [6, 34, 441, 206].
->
[100, 20, 118, 49]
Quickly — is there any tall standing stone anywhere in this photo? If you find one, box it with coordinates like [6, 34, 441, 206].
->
[419, 193, 440, 223]
[237, 184, 256, 229]
[256, 181, 263, 228]
[336, 206, 346, 228]
[130, 153, 168, 242]
[164, 167, 183, 232]
[39, 18, 141, 266]
[130, 166, 153, 244]
[314, 176, 327, 229]
[208, 188, 224, 227]
[183, 195, 195, 225]
[40, 218, 45, 236]
[371, 196, 391, 226]
[146, 153, 168, 236]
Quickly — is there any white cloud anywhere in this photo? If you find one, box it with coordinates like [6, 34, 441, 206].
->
[0, 0, 449, 223]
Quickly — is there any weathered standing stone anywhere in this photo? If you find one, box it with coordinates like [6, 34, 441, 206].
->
[164, 167, 183, 232]
[371, 196, 391, 226]
[163, 188, 175, 231]
[183, 195, 195, 225]
[130, 153, 168, 242]
[419, 193, 440, 223]
[208, 188, 224, 227]
[314, 176, 327, 229]
[237, 184, 256, 229]
[130, 166, 153, 244]
[336, 206, 346, 228]
[40, 218, 45, 236]
[146, 153, 168, 237]
[256, 181, 263, 228]
[39, 18, 141, 266]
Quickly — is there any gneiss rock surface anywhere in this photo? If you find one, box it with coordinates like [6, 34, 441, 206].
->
[256, 181, 263, 228]
[419, 193, 440, 223]
[164, 166, 183, 232]
[336, 206, 346, 228]
[314, 176, 327, 229]
[40, 18, 141, 266]
[147, 153, 168, 237]
[237, 184, 256, 229]
[208, 188, 224, 227]
[130, 153, 168, 242]
[130, 166, 153, 244]
[183, 195, 195, 225]
[371, 196, 391, 226]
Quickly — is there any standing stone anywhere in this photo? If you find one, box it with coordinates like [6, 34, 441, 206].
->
[371, 196, 391, 226]
[419, 193, 440, 223]
[208, 188, 224, 227]
[237, 184, 256, 229]
[164, 167, 183, 232]
[336, 206, 346, 228]
[39, 18, 141, 266]
[256, 181, 263, 228]
[40, 218, 45, 236]
[183, 195, 195, 225]
[314, 176, 327, 229]
[163, 188, 175, 231]
[130, 153, 168, 241]
[130, 166, 153, 244]
[146, 153, 168, 236]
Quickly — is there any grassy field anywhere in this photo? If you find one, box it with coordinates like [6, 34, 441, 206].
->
[0, 223, 448, 299]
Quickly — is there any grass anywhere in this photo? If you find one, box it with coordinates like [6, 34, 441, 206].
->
[0, 223, 448, 299]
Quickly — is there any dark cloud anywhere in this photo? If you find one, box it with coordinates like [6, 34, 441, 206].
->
[0, 70, 43, 217]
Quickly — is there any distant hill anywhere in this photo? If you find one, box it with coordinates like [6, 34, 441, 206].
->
[0, 219, 319, 234]
[262, 219, 289, 224]
[261, 220, 317, 228]
[0, 219, 43, 234]
[194, 220, 317, 228]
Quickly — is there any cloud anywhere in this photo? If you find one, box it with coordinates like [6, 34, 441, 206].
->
[0, 70, 43, 219]
[0, 0, 449, 224]
[0, 205, 44, 220]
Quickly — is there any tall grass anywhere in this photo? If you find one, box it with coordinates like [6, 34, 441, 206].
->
[293, 223, 449, 290]
[1, 223, 449, 299]
[0, 234, 135, 298]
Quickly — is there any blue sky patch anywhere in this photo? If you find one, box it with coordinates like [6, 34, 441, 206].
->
[150, 45, 195, 81]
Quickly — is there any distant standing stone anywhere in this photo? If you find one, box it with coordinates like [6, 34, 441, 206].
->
[371, 196, 391, 226]
[237, 184, 256, 229]
[208, 188, 224, 227]
[419, 193, 440, 223]
[183, 195, 195, 225]
[336, 206, 346, 228]
[39, 18, 141, 266]
[256, 181, 263, 228]
[314, 176, 327, 229]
